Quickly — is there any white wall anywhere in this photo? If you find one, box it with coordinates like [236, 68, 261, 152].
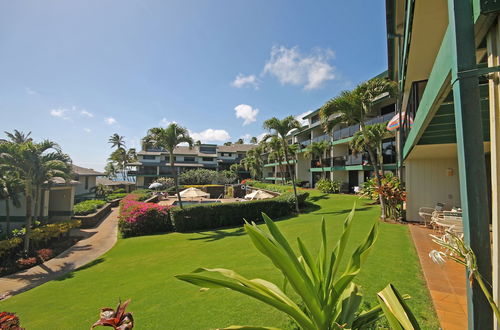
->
[296, 153, 311, 182]
[75, 175, 97, 196]
[405, 158, 461, 221]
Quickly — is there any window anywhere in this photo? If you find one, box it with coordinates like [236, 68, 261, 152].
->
[143, 155, 155, 160]
[202, 157, 214, 161]
[168, 156, 177, 162]
[184, 156, 195, 162]
[238, 153, 245, 158]
[382, 138, 396, 164]
[85, 176, 89, 190]
[228, 153, 232, 157]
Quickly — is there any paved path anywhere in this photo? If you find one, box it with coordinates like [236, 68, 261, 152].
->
[0, 207, 119, 300]
[409, 225, 467, 330]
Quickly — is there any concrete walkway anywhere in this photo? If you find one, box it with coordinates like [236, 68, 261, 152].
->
[0, 207, 119, 300]
[409, 225, 467, 330]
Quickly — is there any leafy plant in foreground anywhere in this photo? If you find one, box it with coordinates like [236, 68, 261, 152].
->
[0, 311, 24, 330]
[176, 206, 420, 329]
[91, 299, 134, 329]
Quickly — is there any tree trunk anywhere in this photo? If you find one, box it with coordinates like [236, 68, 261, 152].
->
[282, 139, 300, 213]
[33, 185, 39, 223]
[360, 123, 386, 220]
[171, 152, 183, 209]
[5, 199, 10, 237]
[23, 183, 33, 254]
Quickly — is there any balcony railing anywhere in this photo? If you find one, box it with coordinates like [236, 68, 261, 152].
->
[332, 112, 396, 141]
[311, 134, 331, 143]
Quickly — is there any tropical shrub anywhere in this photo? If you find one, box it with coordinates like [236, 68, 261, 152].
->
[0, 311, 23, 330]
[130, 189, 152, 201]
[176, 208, 420, 329]
[361, 173, 406, 220]
[91, 299, 134, 329]
[16, 257, 37, 269]
[155, 177, 175, 190]
[105, 193, 127, 202]
[0, 237, 23, 259]
[315, 179, 341, 194]
[245, 180, 293, 193]
[36, 248, 54, 261]
[112, 188, 127, 193]
[118, 199, 172, 237]
[170, 192, 308, 232]
[179, 169, 238, 185]
[74, 200, 107, 215]
[30, 220, 81, 248]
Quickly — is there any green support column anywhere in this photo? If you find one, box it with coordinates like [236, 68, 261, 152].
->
[448, 0, 493, 328]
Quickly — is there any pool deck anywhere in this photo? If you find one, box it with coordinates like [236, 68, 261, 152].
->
[158, 197, 243, 206]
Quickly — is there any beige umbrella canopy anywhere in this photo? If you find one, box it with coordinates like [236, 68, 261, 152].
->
[179, 187, 210, 198]
[244, 190, 274, 200]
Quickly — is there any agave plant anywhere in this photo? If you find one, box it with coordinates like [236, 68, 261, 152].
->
[176, 207, 420, 329]
[0, 312, 24, 330]
[91, 299, 134, 329]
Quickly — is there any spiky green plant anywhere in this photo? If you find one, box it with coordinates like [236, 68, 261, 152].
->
[176, 207, 420, 329]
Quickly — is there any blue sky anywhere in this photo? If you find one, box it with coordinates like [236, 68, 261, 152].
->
[0, 1, 388, 171]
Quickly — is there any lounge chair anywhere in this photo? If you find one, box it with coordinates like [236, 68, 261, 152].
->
[418, 207, 435, 227]
[432, 211, 463, 235]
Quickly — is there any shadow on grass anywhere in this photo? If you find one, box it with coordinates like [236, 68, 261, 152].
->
[189, 228, 246, 242]
[311, 206, 372, 216]
[54, 258, 105, 282]
[307, 194, 329, 202]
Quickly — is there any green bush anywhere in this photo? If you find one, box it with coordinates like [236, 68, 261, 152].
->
[179, 169, 238, 185]
[73, 200, 107, 215]
[112, 188, 126, 193]
[315, 179, 341, 194]
[106, 193, 127, 201]
[130, 189, 152, 201]
[170, 192, 309, 232]
[244, 180, 293, 193]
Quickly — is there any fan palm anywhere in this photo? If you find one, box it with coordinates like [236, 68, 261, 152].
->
[142, 124, 193, 209]
[320, 78, 396, 219]
[0, 171, 22, 237]
[263, 116, 301, 213]
[304, 141, 330, 179]
[0, 139, 72, 252]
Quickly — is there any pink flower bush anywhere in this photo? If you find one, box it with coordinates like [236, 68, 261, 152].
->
[118, 194, 172, 237]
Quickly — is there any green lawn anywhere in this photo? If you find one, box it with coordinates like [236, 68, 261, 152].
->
[0, 191, 439, 329]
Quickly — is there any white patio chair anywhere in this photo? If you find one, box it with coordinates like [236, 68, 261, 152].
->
[418, 207, 435, 227]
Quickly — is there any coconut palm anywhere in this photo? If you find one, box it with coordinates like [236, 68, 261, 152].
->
[241, 145, 264, 180]
[304, 141, 330, 179]
[105, 162, 119, 179]
[108, 133, 125, 149]
[0, 139, 72, 252]
[0, 171, 22, 237]
[263, 116, 301, 213]
[320, 78, 396, 219]
[350, 123, 389, 172]
[4, 130, 32, 144]
[235, 138, 244, 144]
[264, 136, 286, 185]
[142, 124, 193, 209]
[250, 136, 258, 144]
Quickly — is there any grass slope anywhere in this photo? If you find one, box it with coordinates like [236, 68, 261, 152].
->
[0, 192, 439, 329]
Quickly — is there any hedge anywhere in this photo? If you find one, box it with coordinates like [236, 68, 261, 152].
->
[105, 192, 127, 202]
[243, 180, 294, 193]
[170, 192, 309, 232]
[73, 200, 107, 215]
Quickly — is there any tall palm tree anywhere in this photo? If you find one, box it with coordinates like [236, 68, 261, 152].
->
[263, 116, 301, 213]
[108, 134, 128, 180]
[105, 162, 119, 179]
[142, 124, 193, 209]
[241, 145, 264, 180]
[0, 171, 22, 237]
[108, 133, 125, 149]
[320, 78, 396, 219]
[4, 130, 32, 144]
[0, 139, 72, 252]
[265, 136, 286, 185]
[235, 138, 244, 144]
[250, 136, 258, 144]
[304, 141, 329, 180]
[350, 123, 388, 172]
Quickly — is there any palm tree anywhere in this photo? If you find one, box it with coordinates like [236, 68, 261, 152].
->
[265, 136, 286, 185]
[195, 140, 202, 147]
[304, 141, 329, 180]
[108, 133, 125, 149]
[4, 130, 32, 144]
[250, 136, 258, 144]
[142, 124, 193, 209]
[0, 171, 22, 237]
[224, 142, 233, 146]
[105, 162, 119, 179]
[0, 139, 72, 253]
[241, 146, 264, 180]
[263, 116, 301, 213]
[320, 78, 396, 219]
[350, 123, 388, 172]
[235, 138, 244, 144]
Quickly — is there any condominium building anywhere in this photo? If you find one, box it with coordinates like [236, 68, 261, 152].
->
[129, 144, 253, 187]
[263, 74, 398, 192]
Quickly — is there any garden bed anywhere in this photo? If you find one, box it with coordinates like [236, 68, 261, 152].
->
[73, 202, 112, 228]
[0, 220, 81, 277]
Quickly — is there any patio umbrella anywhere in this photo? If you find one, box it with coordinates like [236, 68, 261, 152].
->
[148, 182, 163, 190]
[386, 112, 414, 131]
[244, 190, 274, 200]
[179, 187, 210, 198]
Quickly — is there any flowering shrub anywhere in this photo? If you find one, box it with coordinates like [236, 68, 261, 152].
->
[16, 257, 37, 269]
[36, 248, 54, 262]
[119, 195, 172, 237]
[0, 311, 23, 330]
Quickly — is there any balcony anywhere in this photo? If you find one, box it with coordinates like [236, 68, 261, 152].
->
[311, 134, 330, 143]
[345, 153, 370, 166]
[332, 112, 396, 141]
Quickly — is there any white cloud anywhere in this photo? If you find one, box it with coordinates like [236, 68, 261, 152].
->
[231, 74, 259, 89]
[234, 104, 259, 125]
[83, 128, 91, 133]
[159, 118, 177, 127]
[263, 45, 335, 90]
[295, 110, 313, 126]
[257, 132, 268, 142]
[81, 110, 94, 118]
[240, 133, 252, 143]
[104, 117, 117, 125]
[25, 87, 39, 95]
[190, 129, 231, 142]
[50, 108, 71, 120]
